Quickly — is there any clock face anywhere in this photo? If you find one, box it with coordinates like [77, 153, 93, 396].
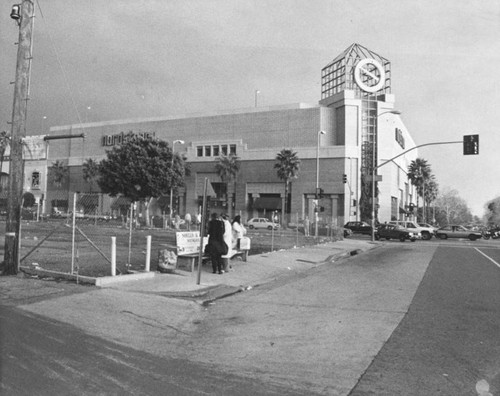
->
[354, 58, 386, 93]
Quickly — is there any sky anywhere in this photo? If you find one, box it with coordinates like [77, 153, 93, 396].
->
[1, 0, 499, 217]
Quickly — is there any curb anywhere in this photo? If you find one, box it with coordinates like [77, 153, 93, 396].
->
[19, 266, 155, 286]
[156, 284, 244, 305]
[160, 247, 365, 305]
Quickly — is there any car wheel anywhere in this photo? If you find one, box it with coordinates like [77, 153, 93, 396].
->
[469, 235, 478, 241]
[410, 238, 416, 242]
[268, 225, 273, 230]
[399, 236, 406, 242]
[422, 232, 431, 240]
[439, 234, 447, 240]
[249, 225, 254, 229]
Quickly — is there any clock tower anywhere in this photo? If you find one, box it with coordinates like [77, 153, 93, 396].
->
[319, 43, 396, 225]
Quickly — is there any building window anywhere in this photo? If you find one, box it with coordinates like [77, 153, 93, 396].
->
[197, 143, 237, 157]
[32, 171, 40, 189]
[391, 196, 398, 220]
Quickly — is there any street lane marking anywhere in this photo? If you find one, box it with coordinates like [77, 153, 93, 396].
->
[474, 248, 500, 269]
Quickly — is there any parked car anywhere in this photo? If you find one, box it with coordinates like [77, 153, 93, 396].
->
[418, 222, 439, 233]
[343, 228, 353, 238]
[344, 221, 372, 235]
[375, 224, 418, 242]
[51, 207, 65, 218]
[435, 225, 482, 241]
[388, 220, 434, 240]
[247, 217, 280, 230]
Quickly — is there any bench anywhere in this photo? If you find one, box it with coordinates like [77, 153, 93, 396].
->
[159, 232, 249, 272]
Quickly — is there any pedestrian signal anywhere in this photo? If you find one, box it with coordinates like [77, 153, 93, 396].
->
[342, 174, 347, 183]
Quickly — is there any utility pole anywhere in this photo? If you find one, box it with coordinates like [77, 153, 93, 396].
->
[3, 0, 35, 275]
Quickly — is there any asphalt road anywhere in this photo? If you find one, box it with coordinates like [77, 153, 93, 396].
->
[0, 305, 301, 396]
[349, 241, 500, 395]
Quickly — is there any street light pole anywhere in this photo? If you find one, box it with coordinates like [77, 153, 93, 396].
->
[169, 139, 184, 227]
[371, 110, 401, 242]
[254, 90, 260, 107]
[315, 130, 325, 237]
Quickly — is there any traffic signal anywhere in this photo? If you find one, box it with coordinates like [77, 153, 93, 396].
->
[315, 187, 324, 199]
[342, 174, 347, 183]
[463, 134, 479, 155]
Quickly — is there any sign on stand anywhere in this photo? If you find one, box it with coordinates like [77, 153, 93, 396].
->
[176, 231, 207, 255]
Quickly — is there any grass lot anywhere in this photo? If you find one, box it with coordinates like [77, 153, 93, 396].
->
[1, 219, 341, 278]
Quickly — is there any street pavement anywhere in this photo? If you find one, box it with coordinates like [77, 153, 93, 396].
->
[0, 237, 432, 395]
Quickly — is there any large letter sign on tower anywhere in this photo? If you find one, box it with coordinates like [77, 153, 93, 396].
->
[354, 58, 386, 93]
[463, 134, 479, 155]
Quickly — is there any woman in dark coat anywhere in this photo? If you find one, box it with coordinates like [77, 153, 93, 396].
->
[207, 213, 226, 274]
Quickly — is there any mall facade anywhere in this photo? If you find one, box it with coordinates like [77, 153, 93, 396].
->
[16, 43, 419, 226]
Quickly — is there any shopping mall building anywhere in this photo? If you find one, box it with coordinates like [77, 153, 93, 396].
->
[15, 43, 419, 225]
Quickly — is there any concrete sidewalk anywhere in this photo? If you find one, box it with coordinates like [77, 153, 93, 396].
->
[9, 237, 434, 395]
[99, 238, 376, 302]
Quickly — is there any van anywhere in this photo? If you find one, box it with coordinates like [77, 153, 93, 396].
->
[388, 220, 434, 240]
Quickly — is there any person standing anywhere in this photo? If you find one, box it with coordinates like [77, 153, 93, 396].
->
[207, 213, 226, 274]
[196, 212, 202, 230]
[304, 216, 310, 236]
[221, 214, 233, 272]
[174, 213, 181, 230]
[232, 215, 246, 249]
[184, 212, 192, 231]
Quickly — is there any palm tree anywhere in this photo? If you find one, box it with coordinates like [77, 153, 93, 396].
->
[82, 158, 100, 193]
[274, 149, 301, 228]
[215, 153, 240, 217]
[407, 158, 431, 221]
[423, 178, 439, 223]
[50, 160, 69, 188]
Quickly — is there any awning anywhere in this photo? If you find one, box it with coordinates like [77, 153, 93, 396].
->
[399, 206, 408, 214]
[253, 197, 282, 210]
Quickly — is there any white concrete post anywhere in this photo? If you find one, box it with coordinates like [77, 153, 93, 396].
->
[111, 236, 116, 276]
[145, 235, 151, 272]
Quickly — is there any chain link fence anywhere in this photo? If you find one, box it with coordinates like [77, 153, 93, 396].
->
[18, 192, 176, 278]
[8, 193, 345, 279]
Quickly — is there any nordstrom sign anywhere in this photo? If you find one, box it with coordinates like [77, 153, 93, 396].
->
[102, 131, 156, 147]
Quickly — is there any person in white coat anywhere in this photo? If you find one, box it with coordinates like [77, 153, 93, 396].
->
[231, 215, 246, 249]
[221, 214, 233, 272]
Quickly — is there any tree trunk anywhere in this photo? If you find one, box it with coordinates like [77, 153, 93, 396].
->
[283, 181, 289, 229]
[226, 181, 233, 218]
